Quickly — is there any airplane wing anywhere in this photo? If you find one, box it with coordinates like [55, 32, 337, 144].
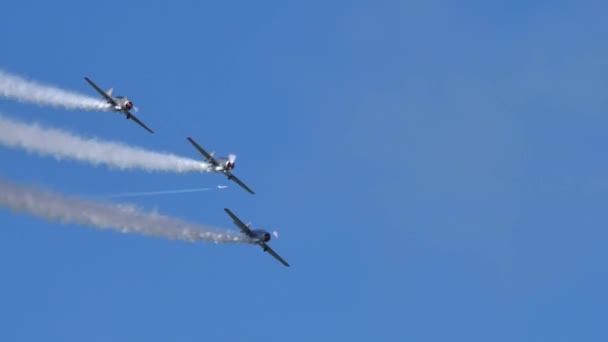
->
[260, 242, 290, 267]
[224, 171, 255, 195]
[123, 110, 154, 134]
[187, 137, 220, 166]
[223, 208, 254, 238]
[84, 77, 118, 106]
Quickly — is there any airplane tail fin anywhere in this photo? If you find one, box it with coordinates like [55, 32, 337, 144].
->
[106, 88, 114, 97]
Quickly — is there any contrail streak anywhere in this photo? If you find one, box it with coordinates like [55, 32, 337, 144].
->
[99, 187, 215, 199]
[0, 69, 110, 111]
[0, 114, 210, 173]
[0, 177, 247, 244]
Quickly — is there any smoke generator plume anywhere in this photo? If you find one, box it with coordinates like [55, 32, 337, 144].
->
[0, 177, 247, 244]
[0, 69, 110, 111]
[99, 187, 214, 199]
[0, 114, 211, 173]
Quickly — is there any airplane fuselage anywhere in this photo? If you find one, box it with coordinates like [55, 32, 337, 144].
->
[210, 157, 235, 173]
[114, 96, 133, 112]
[250, 229, 272, 243]
[107, 95, 133, 113]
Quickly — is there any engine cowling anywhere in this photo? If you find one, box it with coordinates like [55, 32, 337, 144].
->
[125, 101, 133, 110]
[251, 229, 271, 242]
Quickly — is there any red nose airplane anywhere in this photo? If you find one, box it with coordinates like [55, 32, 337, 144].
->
[84, 77, 154, 134]
[187, 136, 255, 195]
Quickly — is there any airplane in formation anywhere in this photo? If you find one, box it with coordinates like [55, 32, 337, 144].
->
[187, 137, 255, 194]
[84, 77, 154, 134]
[224, 208, 289, 267]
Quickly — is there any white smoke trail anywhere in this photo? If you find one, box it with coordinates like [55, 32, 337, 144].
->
[0, 69, 110, 111]
[0, 114, 211, 173]
[100, 187, 215, 199]
[0, 178, 248, 244]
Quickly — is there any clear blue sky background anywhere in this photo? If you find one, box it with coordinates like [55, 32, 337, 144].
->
[0, 1, 607, 340]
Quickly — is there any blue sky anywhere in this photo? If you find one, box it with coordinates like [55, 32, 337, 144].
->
[1, 1, 607, 340]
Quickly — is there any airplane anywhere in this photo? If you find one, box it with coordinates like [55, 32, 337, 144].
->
[84, 77, 154, 134]
[187, 136, 255, 194]
[224, 208, 289, 267]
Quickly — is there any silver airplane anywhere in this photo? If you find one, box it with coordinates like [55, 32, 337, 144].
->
[224, 208, 289, 267]
[84, 77, 154, 133]
[187, 137, 255, 194]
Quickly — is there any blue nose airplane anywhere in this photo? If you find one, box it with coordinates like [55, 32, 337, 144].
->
[224, 208, 289, 267]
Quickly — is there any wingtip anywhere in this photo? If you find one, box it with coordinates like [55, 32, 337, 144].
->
[223, 209, 232, 219]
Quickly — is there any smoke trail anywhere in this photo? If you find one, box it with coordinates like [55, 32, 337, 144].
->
[100, 187, 215, 199]
[0, 115, 211, 173]
[0, 177, 248, 244]
[0, 69, 110, 111]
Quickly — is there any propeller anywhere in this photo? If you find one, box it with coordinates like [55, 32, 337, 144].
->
[226, 154, 237, 169]
[272, 231, 280, 239]
[228, 154, 237, 164]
